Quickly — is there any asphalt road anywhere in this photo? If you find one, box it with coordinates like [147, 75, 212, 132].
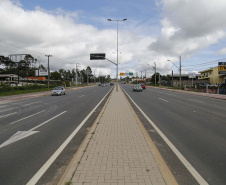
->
[121, 84, 226, 185]
[0, 85, 112, 185]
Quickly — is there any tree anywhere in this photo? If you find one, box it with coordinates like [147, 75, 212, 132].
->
[51, 71, 61, 80]
[151, 73, 160, 84]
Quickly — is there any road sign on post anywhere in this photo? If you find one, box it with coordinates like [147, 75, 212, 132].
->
[90, 53, 105, 60]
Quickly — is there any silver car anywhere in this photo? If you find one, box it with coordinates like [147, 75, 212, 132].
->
[51, 86, 66, 96]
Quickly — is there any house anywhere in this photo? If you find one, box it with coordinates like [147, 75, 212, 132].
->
[199, 67, 226, 85]
[0, 74, 19, 83]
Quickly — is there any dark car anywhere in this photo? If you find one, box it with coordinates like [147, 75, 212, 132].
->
[110, 82, 114, 86]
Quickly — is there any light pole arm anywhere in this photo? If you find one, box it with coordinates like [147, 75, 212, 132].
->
[167, 60, 179, 70]
[105, 58, 117, 66]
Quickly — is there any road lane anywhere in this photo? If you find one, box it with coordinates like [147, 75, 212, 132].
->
[122, 84, 226, 185]
[0, 85, 112, 185]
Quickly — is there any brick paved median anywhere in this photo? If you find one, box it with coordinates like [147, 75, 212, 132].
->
[64, 87, 174, 185]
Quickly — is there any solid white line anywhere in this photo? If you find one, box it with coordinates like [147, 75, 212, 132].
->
[187, 98, 205, 103]
[26, 87, 113, 185]
[79, 95, 85, 98]
[121, 87, 208, 185]
[29, 111, 67, 131]
[158, 98, 169, 102]
[10, 110, 46, 125]
[0, 112, 17, 118]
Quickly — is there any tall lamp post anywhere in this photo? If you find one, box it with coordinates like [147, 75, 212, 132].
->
[107, 18, 127, 92]
[167, 56, 181, 89]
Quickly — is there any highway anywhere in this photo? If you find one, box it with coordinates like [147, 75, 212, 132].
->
[121, 84, 226, 185]
[0, 85, 112, 185]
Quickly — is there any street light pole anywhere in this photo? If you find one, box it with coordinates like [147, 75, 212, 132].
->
[45, 55, 52, 90]
[167, 57, 182, 89]
[107, 18, 127, 92]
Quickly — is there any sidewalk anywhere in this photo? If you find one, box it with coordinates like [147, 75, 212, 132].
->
[58, 86, 177, 185]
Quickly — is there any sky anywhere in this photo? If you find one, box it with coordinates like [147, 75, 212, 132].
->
[1, 0, 226, 78]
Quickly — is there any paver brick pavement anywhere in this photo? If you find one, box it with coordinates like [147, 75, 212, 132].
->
[62, 86, 176, 185]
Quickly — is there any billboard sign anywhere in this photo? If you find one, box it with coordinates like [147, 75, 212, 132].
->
[35, 70, 48, 76]
[218, 62, 226, 74]
[188, 73, 196, 78]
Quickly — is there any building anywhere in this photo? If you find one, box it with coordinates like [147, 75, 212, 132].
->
[0, 74, 19, 83]
[199, 67, 226, 85]
[167, 73, 203, 86]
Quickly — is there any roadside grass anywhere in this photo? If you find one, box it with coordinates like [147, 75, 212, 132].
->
[0, 88, 50, 96]
[0, 84, 94, 97]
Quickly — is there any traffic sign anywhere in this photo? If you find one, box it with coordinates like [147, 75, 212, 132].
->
[90, 53, 105, 60]
[129, 72, 133, 76]
[120, 73, 124, 76]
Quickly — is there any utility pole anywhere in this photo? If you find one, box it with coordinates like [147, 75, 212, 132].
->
[179, 56, 182, 90]
[76, 63, 80, 86]
[45, 55, 52, 90]
[153, 62, 156, 85]
[159, 73, 161, 86]
[172, 70, 174, 87]
[86, 69, 89, 85]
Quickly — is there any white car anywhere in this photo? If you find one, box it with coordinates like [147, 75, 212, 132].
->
[51, 86, 66, 96]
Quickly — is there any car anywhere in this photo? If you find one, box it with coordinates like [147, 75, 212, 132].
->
[101, 84, 106, 87]
[51, 86, 66, 96]
[133, 84, 143, 92]
[110, 82, 114, 86]
[140, 83, 146, 89]
[98, 83, 101, 86]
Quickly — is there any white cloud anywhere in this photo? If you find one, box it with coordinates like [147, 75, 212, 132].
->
[150, 0, 226, 59]
[218, 48, 226, 55]
[1, 0, 226, 78]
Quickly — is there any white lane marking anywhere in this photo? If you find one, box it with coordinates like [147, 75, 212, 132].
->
[122, 87, 208, 185]
[187, 98, 205, 103]
[158, 98, 169, 102]
[0, 112, 17, 118]
[0, 105, 9, 108]
[22, 101, 43, 106]
[10, 110, 46, 125]
[0, 107, 19, 113]
[79, 95, 85, 98]
[26, 86, 114, 185]
[29, 111, 67, 131]
[0, 111, 66, 149]
[168, 93, 176, 96]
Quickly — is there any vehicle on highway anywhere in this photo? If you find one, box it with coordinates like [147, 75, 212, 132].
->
[110, 82, 114, 86]
[51, 86, 66, 96]
[98, 83, 101, 86]
[133, 84, 143, 92]
[140, 83, 146, 89]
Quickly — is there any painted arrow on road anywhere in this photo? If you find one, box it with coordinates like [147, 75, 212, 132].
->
[0, 111, 66, 149]
[0, 131, 39, 149]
